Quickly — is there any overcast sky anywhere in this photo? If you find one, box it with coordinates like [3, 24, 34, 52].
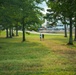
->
[38, 1, 48, 27]
[38, 1, 48, 14]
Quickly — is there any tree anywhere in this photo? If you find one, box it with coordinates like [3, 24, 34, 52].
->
[0, 0, 46, 41]
[45, 8, 68, 37]
[47, 0, 75, 45]
[74, 16, 76, 41]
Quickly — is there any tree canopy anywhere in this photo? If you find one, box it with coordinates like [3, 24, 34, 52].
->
[0, 0, 45, 41]
[46, 0, 76, 45]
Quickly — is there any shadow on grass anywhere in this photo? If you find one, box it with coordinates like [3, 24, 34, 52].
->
[0, 37, 76, 75]
[0, 37, 41, 49]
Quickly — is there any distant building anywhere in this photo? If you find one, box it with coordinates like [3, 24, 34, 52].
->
[38, 24, 65, 33]
[53, 24, 64, 30]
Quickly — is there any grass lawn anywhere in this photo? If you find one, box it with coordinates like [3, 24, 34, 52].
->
[0, 31, 76, 75]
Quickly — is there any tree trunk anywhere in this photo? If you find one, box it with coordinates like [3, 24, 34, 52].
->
[22, 16, 25, 42]
[6, 28, 9, 38]
[9, 27, 12, 38]
[64, 17, 67, 37]
[74, 26, 76, 41]
[64, 24, 67, 37]
[67, 16, 73, 45]
[16, 25, 18, 36]
[12, 27, 14, 36]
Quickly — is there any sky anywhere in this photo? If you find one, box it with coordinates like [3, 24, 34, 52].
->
[38, 1, 48, 14]
[38, 1, 48, 27]
[38, 1, 64, 27]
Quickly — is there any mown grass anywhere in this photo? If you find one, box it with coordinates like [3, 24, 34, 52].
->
[0, 31, 76, 75]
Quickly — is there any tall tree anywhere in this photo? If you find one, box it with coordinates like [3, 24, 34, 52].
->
[0, 0, 46, 41]
[74, 16, 76, 41]
[47, 0, 75, 45]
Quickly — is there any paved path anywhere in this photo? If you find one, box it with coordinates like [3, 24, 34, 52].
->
[19, 31, 65, 35]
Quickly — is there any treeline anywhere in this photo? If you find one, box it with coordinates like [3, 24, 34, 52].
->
[45, 0, 76, 45]
[0, 0, 45, 41]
